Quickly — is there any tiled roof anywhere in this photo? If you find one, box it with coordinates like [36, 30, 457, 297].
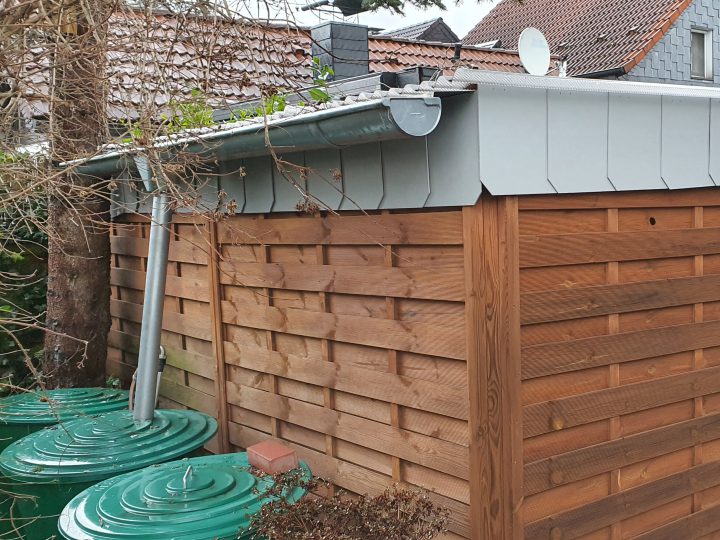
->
[18, 12, 314, 119]
[463, 0, 694, 77]
[17, 13, 527, 120]
[376, 18, 459, 43]
[369, 38, 526, 74]
[105, 12, 313, 119]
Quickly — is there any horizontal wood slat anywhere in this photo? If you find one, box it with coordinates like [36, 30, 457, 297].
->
[110, 236, 209, 264]
[633, 504, 720, 540]
[110, 299, 212, 341]
[523, 365, 720, 438]
[226, 382, 470, 482]
[522, 319, 720, 380]
[219, 262, 464, 302]
[108, 330, 215, 380]
[520, 273, 720, 325]
[227, 422, 472, 538]
[524, 412, 720, 496]
[112, 267, 210, 302]
[518, 190, 720, 210]
[224, 342, 468, 420]
[520, 227, 720, 268]
[221, 301, 465, 360]
[159, 378, 216, 415]
[524, 460, 720, 538]
[217, 212, 463, 245]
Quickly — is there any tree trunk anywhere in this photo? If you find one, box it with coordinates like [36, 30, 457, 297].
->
[43, 2, 111, 388]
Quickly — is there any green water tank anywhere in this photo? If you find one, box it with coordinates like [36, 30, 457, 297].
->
[0, 388, 129, 538]
[0, 409, 217, 539]
[58, 452, 311, 540]
[0, 388, 129, 452]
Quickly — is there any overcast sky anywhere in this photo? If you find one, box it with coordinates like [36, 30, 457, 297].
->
[257, 0, 499, 40]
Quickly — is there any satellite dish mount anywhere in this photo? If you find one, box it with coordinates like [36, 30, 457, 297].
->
[518, 27, 551, 76]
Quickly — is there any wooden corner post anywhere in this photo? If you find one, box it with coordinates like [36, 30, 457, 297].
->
[207, 218, 231, 453]
[463, 196, 523, 539]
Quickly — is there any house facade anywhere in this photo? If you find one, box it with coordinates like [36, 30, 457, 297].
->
[464, 0, 720, 85]
[623, 0, 720, 85]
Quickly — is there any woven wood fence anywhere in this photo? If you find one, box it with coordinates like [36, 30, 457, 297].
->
[108, 188, 720, 539]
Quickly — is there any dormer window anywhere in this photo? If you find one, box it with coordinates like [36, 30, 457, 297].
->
[691, 29, 713, 80]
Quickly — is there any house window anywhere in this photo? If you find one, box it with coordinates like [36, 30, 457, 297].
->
[691, 29, 713, 80]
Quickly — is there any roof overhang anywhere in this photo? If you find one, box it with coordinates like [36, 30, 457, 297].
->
[70, 96, 443, 178]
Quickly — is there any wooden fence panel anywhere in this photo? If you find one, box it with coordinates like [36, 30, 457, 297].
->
[108, 218, 221, 452]
[519, 189, 720, 539]
[108, 188, 720, 539]
[110, 210, 472, 537]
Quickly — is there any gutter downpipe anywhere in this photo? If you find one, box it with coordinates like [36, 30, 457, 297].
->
[132, 155, 172, 424]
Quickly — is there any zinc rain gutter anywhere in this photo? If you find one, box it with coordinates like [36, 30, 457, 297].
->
[72, 97, 443, 178]
[76, 96, 443, 424]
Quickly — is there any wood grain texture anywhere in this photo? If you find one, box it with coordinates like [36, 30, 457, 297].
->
[521, 319, 720, 379]
[217, 212, 463, 245]
[111, 235, 208, 264]
[524, 460, 720, 538]
[227, 422, 472, 537]
[524, 364, 720, 438]
[223, 341, 468, 420]
[632, 504, 720, 540]
[524, 412, 720, 496]
[464, 198, 523, 540]
[221, 301, 465, 360]
[520, 227, 720, 268]
[111, 267, 210, 302]
[208, 220, 230, 453]
[521, 273, 720, 325]
[517, 192, 720, 537]
[219, 261, 464, 301]
[518, 189, 720, 210]
[226, 382, 470, 481]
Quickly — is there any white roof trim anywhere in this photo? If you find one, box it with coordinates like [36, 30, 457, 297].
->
[453, 68, 720, 99]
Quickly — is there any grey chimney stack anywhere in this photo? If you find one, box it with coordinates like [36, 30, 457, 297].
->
[311, 21, 370, 80]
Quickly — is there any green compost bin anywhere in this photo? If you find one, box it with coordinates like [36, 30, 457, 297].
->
[0, 409, 217, 540]
[0, 388, 129, 538]
[58, 452, 312, 540]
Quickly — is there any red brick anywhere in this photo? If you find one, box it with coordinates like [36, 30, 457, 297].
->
[248, 440, 299, 475]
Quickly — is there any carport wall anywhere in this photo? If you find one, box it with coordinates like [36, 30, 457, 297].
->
[107, 72, 720, 539]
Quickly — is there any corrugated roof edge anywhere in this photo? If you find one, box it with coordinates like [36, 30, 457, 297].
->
[453, 68, 720, 99]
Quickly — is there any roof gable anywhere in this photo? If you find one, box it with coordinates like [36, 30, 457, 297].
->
[377, 18, 460, 43]
[463, 0, 694, 77]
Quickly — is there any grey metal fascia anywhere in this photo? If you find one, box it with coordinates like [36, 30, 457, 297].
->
[453, 68, 720, 99]
[71, 97, 442, 178]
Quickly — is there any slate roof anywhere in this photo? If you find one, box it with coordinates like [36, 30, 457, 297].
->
[376, 18, 460, 43]
[463, 0, 695, 77]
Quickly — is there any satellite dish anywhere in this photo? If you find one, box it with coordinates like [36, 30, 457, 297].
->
[518, 27, 551, 76]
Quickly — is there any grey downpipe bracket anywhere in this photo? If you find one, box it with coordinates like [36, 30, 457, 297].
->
[133, 155, 172, 424]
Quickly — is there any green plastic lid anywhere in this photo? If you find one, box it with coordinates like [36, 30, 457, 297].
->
[0, 410, 217, 484]
[58, 453, 311, 540]
[0, 388, 129, 425]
